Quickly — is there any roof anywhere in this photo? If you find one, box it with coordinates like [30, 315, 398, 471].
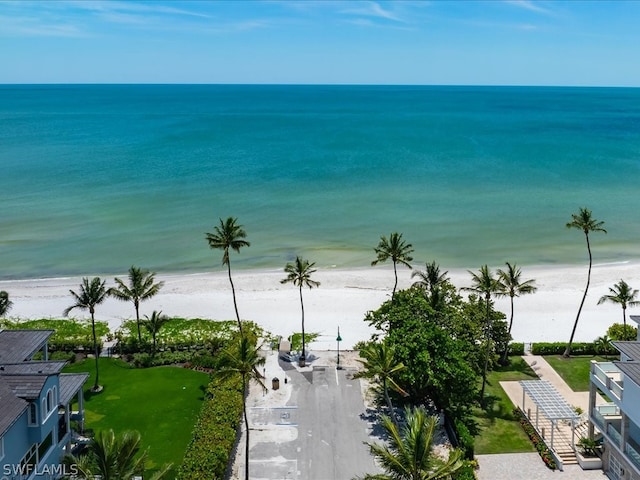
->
[519, 380, 580, 421]
[616, 361, 640, 389]
[612, 341, 640, 361]
[0, 361, 67, 376]
[629, 315, 640, 326]
[0, 379, 28, 436]
[1, 375, 47, 400]
[0, 329, 54, 363]
[59, 373, 89, 405]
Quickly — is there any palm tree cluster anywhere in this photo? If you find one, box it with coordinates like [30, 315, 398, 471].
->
[63, 266, 164, 392]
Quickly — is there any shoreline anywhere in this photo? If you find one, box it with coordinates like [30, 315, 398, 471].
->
[2, 261, 640, 350]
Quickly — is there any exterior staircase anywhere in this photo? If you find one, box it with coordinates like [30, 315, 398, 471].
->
[556, 449, 578, 466]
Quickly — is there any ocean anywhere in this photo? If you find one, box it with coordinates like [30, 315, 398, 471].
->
[1, 84, 640, 280]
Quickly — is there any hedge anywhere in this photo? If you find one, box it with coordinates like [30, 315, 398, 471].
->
[0, 318, 107, 353]
[508, 342, 524, 356]
[177, 377, 244, 479]
[531, 342, 595, 356]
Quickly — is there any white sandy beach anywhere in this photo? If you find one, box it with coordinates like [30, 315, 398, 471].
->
[2, 262, 640, 350]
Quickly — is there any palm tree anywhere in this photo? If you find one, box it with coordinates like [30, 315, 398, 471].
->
[0, 291, 12, 317]
[355, 342, 407, 425]
[497, 262, 537, 335]
[215, 334, 266, 480]
[372, 232, 414, 300]
[110, 265, 165, 342]
[281, 256, 320, 366]
[142, 310, 170, 356]
[411, 261, 449, 295]
[594, 335, 613, 360]
[206, 217, 251, 333]
[63, 277, 109, 392]
[463, 265, 501, 405]
[64, 429, 171, 480]
[564, 208, 607, 357]
[598, 279, 640, 339]
[358, 406, 463, 480]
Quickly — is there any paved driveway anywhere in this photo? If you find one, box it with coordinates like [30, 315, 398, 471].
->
[247, 357, 381, 479]
[476, 453, 606, 480]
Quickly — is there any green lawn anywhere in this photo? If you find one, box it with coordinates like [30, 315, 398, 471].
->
[64, 357, 208, 477]
[544, 355, 610, 392]
[473, 358, 538, 454]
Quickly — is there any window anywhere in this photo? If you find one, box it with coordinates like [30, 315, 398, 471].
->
[28, 402, 37, 425]
[0, 436, 4, 461]
[47, 389, 53, 413]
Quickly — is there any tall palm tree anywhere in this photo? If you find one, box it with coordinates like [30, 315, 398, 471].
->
[281, 256, 320, 366]
[564, 208, 606, 357]
[110, 265, 164, 342]
[598, 279, 640, 340]
[355, 342, 407, 425]
[206, 217, 251, 333]
[358, 406, 463, 480]
[594, 335, 613, 360]
[463, 265, 500, 405]
[142, 310, 171, 356]
[215, 334, 266, 480]
[0, 290, 12, 317]
[372, 232, 414, 300]
[64, 429, 171, 480]
[63, 277, 109, 392]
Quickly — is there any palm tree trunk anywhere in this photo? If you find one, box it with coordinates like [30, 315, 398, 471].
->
[480, 296, 491, 406]
[91, 311, 100, 390]
[242, 373, 249, 480]
[392, 261, 398, 300]
[563, 234, 592, 358]
[227, 259, 243, 334]
[383, 378, 397, 425]
[135, 300, 141, 342]
[501, 295, 515, 364]
[299, 284, 305, 362]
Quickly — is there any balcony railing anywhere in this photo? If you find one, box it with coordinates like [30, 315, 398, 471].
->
[592, 362, 624, 400]
[626, 442, 640, 471]
[592, 404, 621, 432]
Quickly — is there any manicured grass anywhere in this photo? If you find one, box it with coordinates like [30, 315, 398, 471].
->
[473, 358, 538, 454]
[544, 355, 610, 392]
[63, 357, 208, 477]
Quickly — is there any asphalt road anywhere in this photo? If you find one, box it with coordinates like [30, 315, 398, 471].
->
[249, 362, 381, 480]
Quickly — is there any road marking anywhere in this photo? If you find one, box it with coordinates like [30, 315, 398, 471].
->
[321, 439, 329, 446]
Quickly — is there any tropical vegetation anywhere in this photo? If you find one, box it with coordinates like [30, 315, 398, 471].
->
[206, 216, 251, 332]
[110, 265, 164, 342]
[598, 279, 639, 339]
[564, 207, 606, 357]
[63, 277, 109, 391]
[372, 232, 414, 300]
[281, 256, 320, 365]
[0, 290, 12, 317]
[356, 406, 463, 480]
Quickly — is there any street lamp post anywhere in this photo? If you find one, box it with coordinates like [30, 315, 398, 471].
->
[336, 327, 342, 370]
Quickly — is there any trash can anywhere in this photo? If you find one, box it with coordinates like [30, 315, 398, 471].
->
[272, 377, 280, 390]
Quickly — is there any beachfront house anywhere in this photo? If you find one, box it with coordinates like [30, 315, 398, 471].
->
[589, 339, 640, 480]
[0, 330, 88, 480]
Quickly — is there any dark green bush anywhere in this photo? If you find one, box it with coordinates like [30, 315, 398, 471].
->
[177, 377, 243, 479]
[508, 342, 525, 356]
[531, 342, 595, 355]
[513, 407, 556, 469]
[453, 461, 477, 480]
[454, 418, 475, 460]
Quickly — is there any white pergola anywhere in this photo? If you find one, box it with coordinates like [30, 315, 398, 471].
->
[519, 380, 581, 450]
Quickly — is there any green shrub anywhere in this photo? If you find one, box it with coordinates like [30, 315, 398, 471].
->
[508, 342, 525, 356]
[607, 323, 637, 341]
[453, 461, 478, 480]
[454, 418, 475, 460]
[177, 377, 243, 479]
[531, 342, 595, 355]
[0, 318, 107, 353]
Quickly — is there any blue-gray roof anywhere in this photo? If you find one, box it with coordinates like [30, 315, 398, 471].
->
[0, 380, 28, 435]
[0, 329, 54, 363]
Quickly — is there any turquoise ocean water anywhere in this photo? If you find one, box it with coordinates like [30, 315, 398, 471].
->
[1, 84, 640, 280]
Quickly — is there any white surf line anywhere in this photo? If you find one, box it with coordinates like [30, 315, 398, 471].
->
[335, 367, 340, 386]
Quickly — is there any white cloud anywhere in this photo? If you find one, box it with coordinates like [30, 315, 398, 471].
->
[505, 0, 553, 16]
[341, 1, 405, 23]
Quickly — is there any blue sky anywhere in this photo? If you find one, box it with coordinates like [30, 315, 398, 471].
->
[1, 0, 639, 86]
